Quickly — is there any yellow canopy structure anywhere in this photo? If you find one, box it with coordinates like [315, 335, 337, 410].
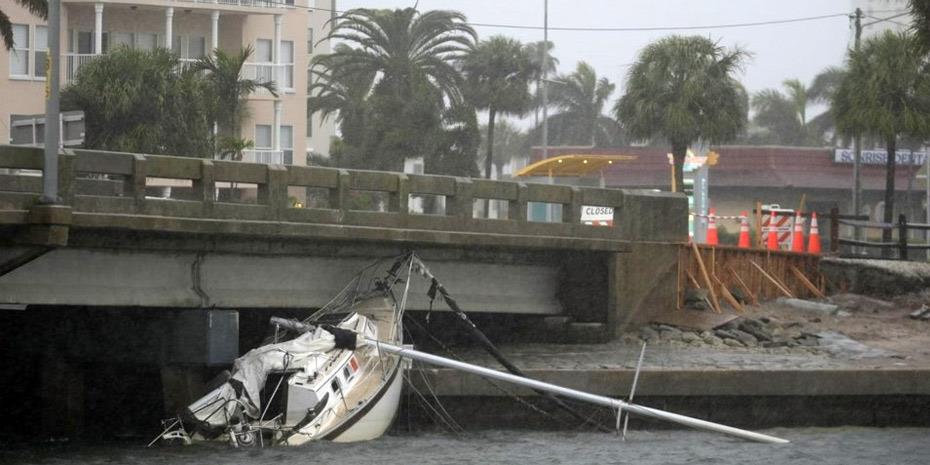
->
[514, 154, 638, 177]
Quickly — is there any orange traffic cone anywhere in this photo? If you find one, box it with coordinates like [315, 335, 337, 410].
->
[706, 209, 719, 246]
[737, 211, 751, 248]
[791, 211, 805, 253]
[767, 212, 779, 250]
[808, 212, 822, 255]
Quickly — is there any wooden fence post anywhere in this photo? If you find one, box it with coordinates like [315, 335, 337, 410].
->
[898, 214, 909, 261]
[830, 206, 839, 253]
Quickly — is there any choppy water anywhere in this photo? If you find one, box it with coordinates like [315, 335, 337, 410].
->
[2, 428, 925, 465]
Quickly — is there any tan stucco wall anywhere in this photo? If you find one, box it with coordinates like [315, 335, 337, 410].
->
[305, 0, 333, 157]
[0, 5, 65, 143]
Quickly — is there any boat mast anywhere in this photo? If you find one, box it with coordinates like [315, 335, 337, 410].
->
[369, 339, 789, 444]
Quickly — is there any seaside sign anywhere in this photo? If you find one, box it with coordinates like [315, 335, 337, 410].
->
[834, 148, 928, 166]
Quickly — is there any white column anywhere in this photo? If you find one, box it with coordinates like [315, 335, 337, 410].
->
[273, 14, 283, 86]
[94, 3, 104, 55]
[273, 100, 282, 154]
[165, 7, 174, 50]
[210, 11, 220, 54]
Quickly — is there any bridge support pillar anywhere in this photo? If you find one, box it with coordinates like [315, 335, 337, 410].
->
[24, 204, 72, 247]
[40, 345, 84, 438]
[607, 243, 680, 337]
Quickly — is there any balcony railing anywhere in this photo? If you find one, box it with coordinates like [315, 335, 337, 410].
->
[174, 0, 294, 9]
[64, 53, 98, 82]
[241, 62, 292, 94]
[62, 54, 291, 95]
[241, 149, 284, 164]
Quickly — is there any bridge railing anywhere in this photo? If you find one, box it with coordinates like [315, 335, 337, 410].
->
[0, 146, 686, 242]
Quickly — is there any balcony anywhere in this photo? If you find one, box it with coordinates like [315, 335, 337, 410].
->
[64, 53, 98, 82]
[241, 62, 292, 94]
[69, 0, 297, 13]
[241, 149, 284, 164]
[62, 55, 290, 94]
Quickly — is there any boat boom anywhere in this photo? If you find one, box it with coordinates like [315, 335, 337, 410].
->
[369, 338, 789, 444]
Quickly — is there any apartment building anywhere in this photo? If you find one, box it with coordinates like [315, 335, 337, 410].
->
[1, 0, 334, 164]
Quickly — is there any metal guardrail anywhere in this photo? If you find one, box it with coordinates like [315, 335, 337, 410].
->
[0, 145, 687, 246]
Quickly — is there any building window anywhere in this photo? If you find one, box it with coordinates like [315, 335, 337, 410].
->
[255, 39, 273, 62]
[280, 125, 293, 164]
[188, 36, 206, 59]
[111, 32, 134, 50]
[307, 27, 313, 53]
[255, 125, 272, 150]
[10, 24, 30, 77]
[34, 26, 48, 78]
[281, 40, 294, 90]
[72, 30, 110, 54]
[136, 32, 158, 51]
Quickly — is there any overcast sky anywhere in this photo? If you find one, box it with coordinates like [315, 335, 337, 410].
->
[334, 1, 911, 121]
[334, 1, 906, 91]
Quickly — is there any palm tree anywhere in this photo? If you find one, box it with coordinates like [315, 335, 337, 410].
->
[749, 87, 806, 145]
[750, 70, 848, 146]
[192, 46, 277, 141]
[479, 119, 527, 180]
[911, 0, 930, 53]
[524, 40, 559, 127]
[62, 47, 214, 157]
[616, 36, 749, 193]
[317, 8, 475, 105]
[313, 8, 475, 170]
[1, 0, 46, 50]
[806, 66, 846, 144]
[546, 61, 618, 146]
[833, 31, 930, 249]
[462, 36, 536, 180]
[309, 43, 376, 148]
[217, 136, 254, 161]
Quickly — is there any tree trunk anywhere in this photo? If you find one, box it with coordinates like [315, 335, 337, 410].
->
[484, 107, 497, 218]
[882, 136, 897, 257]
[485, 107, 496, 179]
[671, 142, 688, 194]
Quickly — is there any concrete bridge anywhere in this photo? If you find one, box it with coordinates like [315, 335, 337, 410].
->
[0, 144, 690, 439]
[0, 144, 687, 333]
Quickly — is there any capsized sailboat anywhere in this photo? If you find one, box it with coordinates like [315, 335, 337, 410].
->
[154, 253, 787, 447]
[155, 256, 413, 447]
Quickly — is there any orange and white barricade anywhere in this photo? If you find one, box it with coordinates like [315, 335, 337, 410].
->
[761, 204, 795, 250]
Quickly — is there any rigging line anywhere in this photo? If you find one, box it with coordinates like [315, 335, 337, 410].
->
[415, 366, 466, 432]
[410, 256, 612, 432]
[403, 315, 557, 421]
[402, 372, 464, 434]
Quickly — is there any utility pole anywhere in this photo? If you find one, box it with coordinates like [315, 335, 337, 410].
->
[852, 7, 863, 243]
[42, 0, 61, 204]
[541, 0, 551, 222]
[541, 0, 549, 165]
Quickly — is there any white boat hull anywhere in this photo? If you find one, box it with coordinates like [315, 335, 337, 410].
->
[330, 362, 405, 442]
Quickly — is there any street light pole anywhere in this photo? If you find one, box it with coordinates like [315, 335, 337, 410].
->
[541, 0, 550, 222]
[42, 0, 62, 204]
[852, 7, 863, 243]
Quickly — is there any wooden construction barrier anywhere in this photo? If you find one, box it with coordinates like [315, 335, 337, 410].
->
[678, 244, 824, 312]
